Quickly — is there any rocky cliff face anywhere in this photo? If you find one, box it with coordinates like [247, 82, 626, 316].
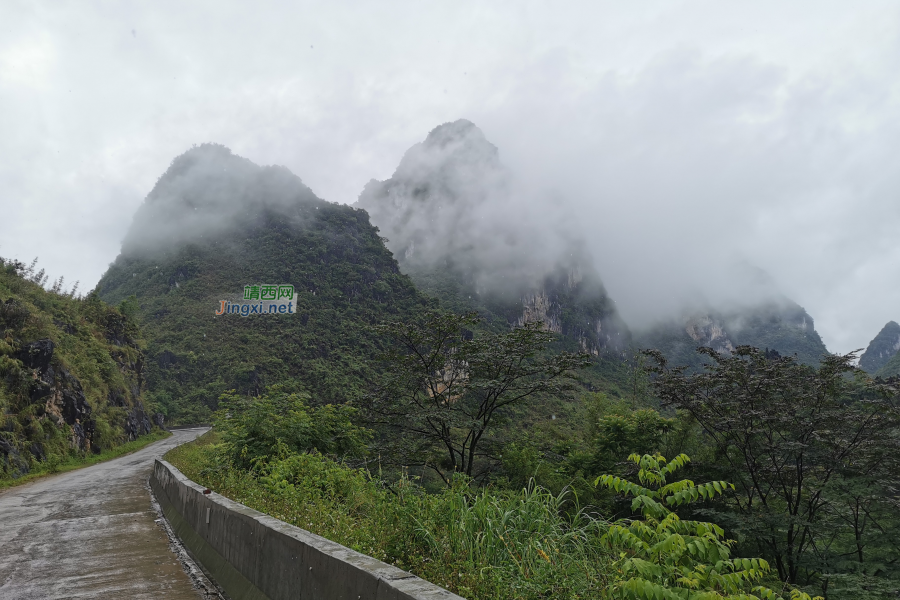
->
[860, 321, 900, 374]
[356, 120, 629, 354]
[0, 263, 154, 480]
[684, 315, 735, 355]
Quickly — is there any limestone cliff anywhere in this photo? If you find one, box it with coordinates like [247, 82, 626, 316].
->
[356, 119, 629, 354]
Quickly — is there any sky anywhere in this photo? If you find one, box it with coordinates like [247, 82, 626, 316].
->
[1, 1, 899, 354]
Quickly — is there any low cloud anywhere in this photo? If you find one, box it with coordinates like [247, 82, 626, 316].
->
[1, 2, 899, 353]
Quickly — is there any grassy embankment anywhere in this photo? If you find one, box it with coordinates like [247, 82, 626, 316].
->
[0, 429, 170, 491]
[166, 430, 615, 600]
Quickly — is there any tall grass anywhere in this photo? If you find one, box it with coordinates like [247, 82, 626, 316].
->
[166, 432, 616, 599]
[409, 479, 613, 598]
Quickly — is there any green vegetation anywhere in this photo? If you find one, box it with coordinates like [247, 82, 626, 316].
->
[168, 431, 616, 599]
[859, 321, 900, 374]
[366, 311, 591, 481]
[97, 144, 428, 424]
[596, 453, 808, 600]
[167, 334, 900, 599]
[168, 425, 811, 600]
[649, 346, 900, 598]
[215, 384, 370, 469]
[0, 257, 160, 482]
[0, 429, 170, 490]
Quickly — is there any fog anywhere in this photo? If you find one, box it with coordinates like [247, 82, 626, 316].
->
[356, 119, 594, 299]
[121, 144, 321, 255]
[1, 1, 899, 353]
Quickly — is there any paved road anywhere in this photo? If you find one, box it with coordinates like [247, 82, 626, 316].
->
[0, 428, 212, 599]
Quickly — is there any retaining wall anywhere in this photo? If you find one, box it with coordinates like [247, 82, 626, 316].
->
[151, 459, 465, 600]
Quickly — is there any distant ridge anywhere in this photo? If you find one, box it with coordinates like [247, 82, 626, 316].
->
[635, 298, 829, 369]
[860, 321, 900, 374]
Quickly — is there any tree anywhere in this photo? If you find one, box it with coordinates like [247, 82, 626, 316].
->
[367, 311, 590, 483]
[646, 346, 900, 595]
[596, 453, 815, 600]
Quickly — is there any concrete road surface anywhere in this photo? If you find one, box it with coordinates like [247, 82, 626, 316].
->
[0, 428, 214, 599]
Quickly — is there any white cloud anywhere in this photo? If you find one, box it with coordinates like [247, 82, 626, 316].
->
[0, 0, 899, 353]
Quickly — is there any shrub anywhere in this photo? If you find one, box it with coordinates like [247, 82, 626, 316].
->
[214, 385, 371, 469]
[597, 453, 821, 600]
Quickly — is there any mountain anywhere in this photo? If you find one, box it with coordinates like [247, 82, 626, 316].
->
[636, 299, 829, 369]
[97, 144, 426, 423]
[876, 352, 900, 379]
[0, 259, 154, 479]
[355, 120, 630, 359]
[860, 321, 900, 374]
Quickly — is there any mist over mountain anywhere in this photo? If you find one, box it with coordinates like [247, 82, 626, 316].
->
[355, 119, 834, 368]
[356, 120, 629, 356]
[636, 298, 828, 369]
[121, 144, 321, 255]
[99, 144, 425, 422]
[631, 260, 830, 367]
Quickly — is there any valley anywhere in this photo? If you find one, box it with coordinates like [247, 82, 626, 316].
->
[1, 120, 899, 599]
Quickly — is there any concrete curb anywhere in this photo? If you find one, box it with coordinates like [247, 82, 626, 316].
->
[151, 459, 466, 600]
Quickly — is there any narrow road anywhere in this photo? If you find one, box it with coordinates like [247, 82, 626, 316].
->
[0, 428, 211, 599]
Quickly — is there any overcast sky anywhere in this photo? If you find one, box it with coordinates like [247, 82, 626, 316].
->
[2, 1, 899, 354]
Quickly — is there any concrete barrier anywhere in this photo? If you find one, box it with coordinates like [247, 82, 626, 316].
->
[150, 459, 465, 600]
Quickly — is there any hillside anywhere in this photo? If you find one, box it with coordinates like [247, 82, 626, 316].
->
[875, 344, 900, 379]
[97, 144, 427, 423]
[860, 321, 900, 374]
[355, 120, 630, 364]
[636, 299, 829, 369]
[0, 258, 154, 479]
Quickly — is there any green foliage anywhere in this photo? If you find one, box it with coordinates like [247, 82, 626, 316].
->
[597, 453, 811, 600]
[97, 147, 428, 424]
[0, 256, 157, 482]
[367, 310, 591, 482]
[649, 346, 900, 597]
[261, 451, 372, 507]
[411, 476, 614, 597]
[167, 431, 617, 600]
[214, 385, 371, 469]
[592, 408, 676, 473]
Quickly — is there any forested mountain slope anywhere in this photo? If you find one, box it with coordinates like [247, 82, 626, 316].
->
[0, 259, 153, 479]
[876, 346, 900, 379]
[861, 320, 900, 374]
[98, 144, 427, 423]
